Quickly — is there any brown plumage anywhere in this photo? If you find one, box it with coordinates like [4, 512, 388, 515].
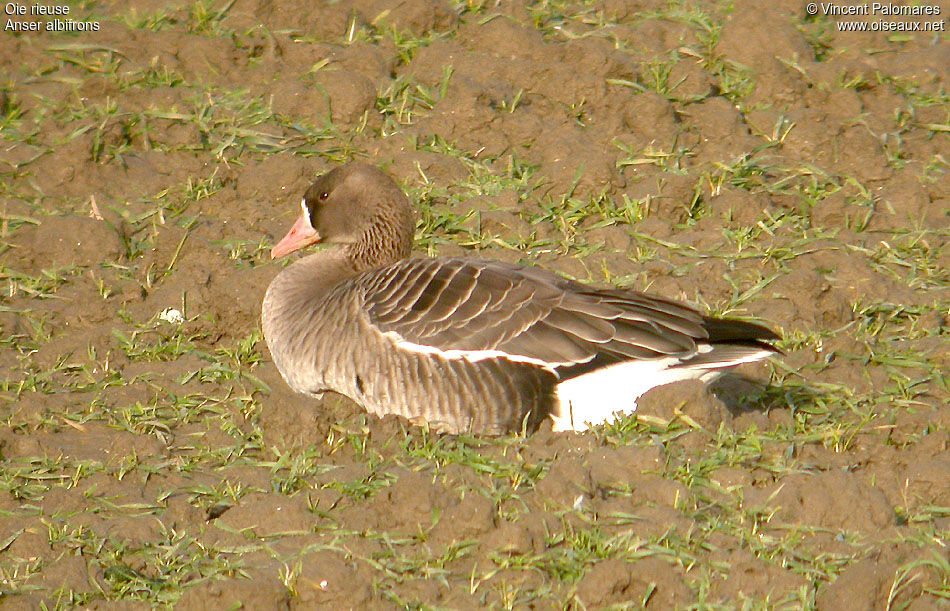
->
[261, 162, 780, 434]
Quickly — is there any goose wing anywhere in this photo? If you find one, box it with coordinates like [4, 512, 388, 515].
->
[358, 257, 718, 370]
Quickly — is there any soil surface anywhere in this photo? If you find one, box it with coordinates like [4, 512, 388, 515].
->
[1, 0, 948, 608]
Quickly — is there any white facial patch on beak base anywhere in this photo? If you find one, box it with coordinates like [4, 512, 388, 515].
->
[271, 198, 321, 259]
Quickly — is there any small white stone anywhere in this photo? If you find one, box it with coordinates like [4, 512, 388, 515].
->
[159, 308, 184, 324]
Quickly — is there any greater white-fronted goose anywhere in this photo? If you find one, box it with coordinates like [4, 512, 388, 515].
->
[262, 162, 780, 434]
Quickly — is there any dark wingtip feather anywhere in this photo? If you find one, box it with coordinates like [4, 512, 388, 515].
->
[702, 316, 782, 344]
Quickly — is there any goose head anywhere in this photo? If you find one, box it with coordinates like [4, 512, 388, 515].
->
[271, 162, 416, 270]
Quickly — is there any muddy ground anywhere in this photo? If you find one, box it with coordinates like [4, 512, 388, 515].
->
[0, 0, 947, 608]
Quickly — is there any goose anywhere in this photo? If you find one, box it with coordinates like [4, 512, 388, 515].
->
[261, 162, 780, 434]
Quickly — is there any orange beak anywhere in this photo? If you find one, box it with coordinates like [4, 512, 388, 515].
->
[271, 201, 320, 259]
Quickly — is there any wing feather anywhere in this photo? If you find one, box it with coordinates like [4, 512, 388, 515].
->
[358, 257, 743, 370]
[369, 261, 434, 319]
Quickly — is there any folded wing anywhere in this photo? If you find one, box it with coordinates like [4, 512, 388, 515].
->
[357, 257, 772, 373]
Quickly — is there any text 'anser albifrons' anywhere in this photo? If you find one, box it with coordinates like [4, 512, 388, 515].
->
[262, 162, 780, 434]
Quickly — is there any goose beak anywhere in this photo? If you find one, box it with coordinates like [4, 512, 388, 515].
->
[271, 200, 321, 259]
